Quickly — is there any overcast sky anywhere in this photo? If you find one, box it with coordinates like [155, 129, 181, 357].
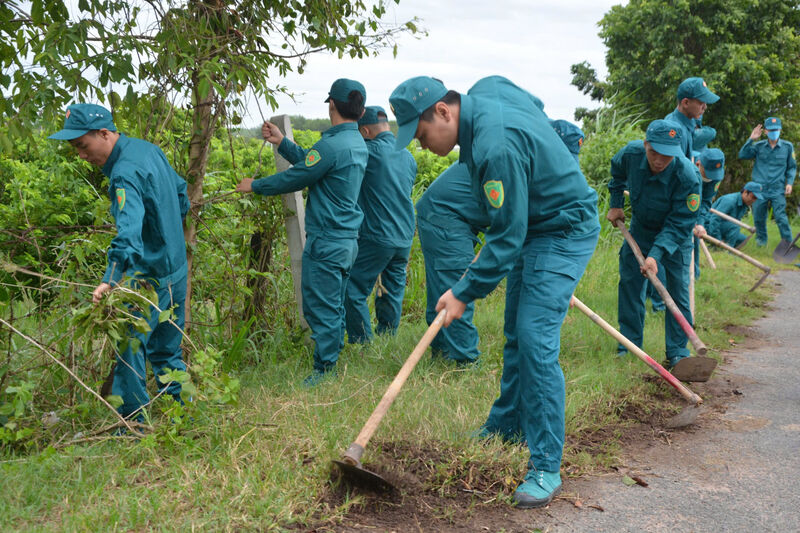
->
[243, 0, 625, 127]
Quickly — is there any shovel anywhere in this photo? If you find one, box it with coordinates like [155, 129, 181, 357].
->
[772, 232, 800, 264]
[571, 296, 703, 417]
[333, 309, 447, 492]
[614, 220, 716, 382]
[701, 234, 771, 291]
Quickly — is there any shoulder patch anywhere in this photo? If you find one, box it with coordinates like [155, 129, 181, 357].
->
[305, 149, 322, 167]
[116, 188, 126, 211]
[483, 180, 504, 208]
[714, 182, 720, 192]
[687, 193, 700, 212]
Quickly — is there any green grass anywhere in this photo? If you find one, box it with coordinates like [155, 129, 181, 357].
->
[1, 217, 796, 531]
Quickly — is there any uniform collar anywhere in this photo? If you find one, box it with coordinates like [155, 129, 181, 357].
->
[457, 93, 473, 164]
[102, 133, 128, 176]
[670, 107, 695, 130]
[375, 130, 395, 142]
[736, 193, 745, 208]
[324, 122, 358, 136]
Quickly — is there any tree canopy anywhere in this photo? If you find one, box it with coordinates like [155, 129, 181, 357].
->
[575, 0, 800, 187]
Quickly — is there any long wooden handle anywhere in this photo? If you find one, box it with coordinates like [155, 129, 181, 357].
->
[701, 234, 769, 272]
[614, 220, 707, 356]
[689, 241, 696, 318]
[709, 208, 755, 233]
[699, 239, 716, 269]
[349, 309, 447, 454]
[572, 297, 702, 404]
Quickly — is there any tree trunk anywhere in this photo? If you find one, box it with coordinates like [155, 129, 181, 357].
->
[183, 72, 216, 332]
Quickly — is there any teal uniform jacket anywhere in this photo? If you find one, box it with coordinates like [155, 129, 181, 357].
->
[344, 131, 416, 343]
[451, 75, 599, 473]
[101, 134, 189, 285]
[738, 139, 796, 197]
[664, 109, 696, 160]
[707, 192, 749, 247]
[252, 123, 367, 236]
[357, 130, 417, 247]
[609, 140, 700, 363]
[416, 162, 489, 362]
[253, 122, 368, 372]
[100, 134, 189, 418]
[451, 76, 599, 304]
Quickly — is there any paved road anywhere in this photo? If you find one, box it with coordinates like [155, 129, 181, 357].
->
[538, 270, 800, 532]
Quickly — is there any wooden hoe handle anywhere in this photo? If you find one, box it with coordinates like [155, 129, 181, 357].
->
[699, 239, 716, 269]
[572, 297, 702, 404]
[614, 220, 708, 356]
[709, 208, 756, 234]
[343, 309, 447, 465]
[701, 234, 769, 273]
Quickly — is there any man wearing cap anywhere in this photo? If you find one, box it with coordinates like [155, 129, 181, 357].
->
[343, 106, 417, 343]
[49, 103, 189, 420]
[549, 119, 584, 165]
[607, 120, 700, 371]
[691, 148, 726, 277]
[738, 117, 796, 246]
[236, 79, 367, 386]
[416, 162, 489, 365]
[390, 75, 599, 508]
[665, 77, 720, 160]
[707, 182, 764, 248]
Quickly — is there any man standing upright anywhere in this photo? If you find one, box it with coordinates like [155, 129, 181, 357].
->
[344, 105, 417, 343]
[665, 77, 720, 161]
[49, 103, 189, 420]
[390, 75, 599, 508]
[738, 117, 796, 246]
[236, 79, 368, 386]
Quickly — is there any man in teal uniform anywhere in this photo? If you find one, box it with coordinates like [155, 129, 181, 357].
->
[647, 77, 719, 310]
[49, 103, 189, 420]
[390, 75, 599, 508]
[691, 148, 725, 277]
[236, 79, 368, 386]
[738, 117, 796, 246]
[607, 120, 700, 370]
[707, 182, 764, 248]
[549, 119, 584, 164]
[416, 162, 489, 364]
[344, 106, 417, 343]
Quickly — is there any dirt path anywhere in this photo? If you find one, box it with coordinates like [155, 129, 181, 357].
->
[533, 269, 800, 532]
[324, 270, 800, 533]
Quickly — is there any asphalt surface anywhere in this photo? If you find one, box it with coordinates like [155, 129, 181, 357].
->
[537, 269, 800, 532]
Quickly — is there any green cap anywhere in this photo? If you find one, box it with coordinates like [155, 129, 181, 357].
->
[743, 181, 764, 199]
[699, 148, 725, 181]
[357, 105, 388, 127]
[389, 76, 448, 150]
[48, 103, 116, 140]
[549, 119, 585, 155]
[645, 119, 684, 157]
[764, 117, 782, 130]
[324, 78, 366, 103]
[677, 77, 719, 104]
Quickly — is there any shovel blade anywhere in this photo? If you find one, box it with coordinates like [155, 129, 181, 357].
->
[332, 459, 394, 493]
[664, 404, 703, 429]
[671, 356, 717, 382]
[773, 239, 800, 264]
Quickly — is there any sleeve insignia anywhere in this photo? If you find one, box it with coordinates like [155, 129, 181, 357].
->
[714, 182, 720, 192]
[116, 188, 126, 211]
[305, 149, 322, 167]
[687, 193, 700, 212]
[483, 180, 504, 208]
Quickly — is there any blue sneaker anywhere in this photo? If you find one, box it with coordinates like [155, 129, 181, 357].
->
[514, 469, 562, 508]
[616, 349, 628, 358]
[756, 239, 767, 247]
[651, 302, 666, 313]
[303, 368, 337, 388]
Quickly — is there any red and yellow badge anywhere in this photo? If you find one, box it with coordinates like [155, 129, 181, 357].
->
[687, 193, 700, 212]
[116, 188, 126, 211]
[305, 149, 321, 167]
[669, 129, 677, 138]
[714, 182, 721, 192]
[65, 109, 71, 119]
[578, 137, 584, 147]
[483, 180, 504, 209]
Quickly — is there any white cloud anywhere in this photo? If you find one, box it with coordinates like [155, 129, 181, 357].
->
[244, 0, 625, 127]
